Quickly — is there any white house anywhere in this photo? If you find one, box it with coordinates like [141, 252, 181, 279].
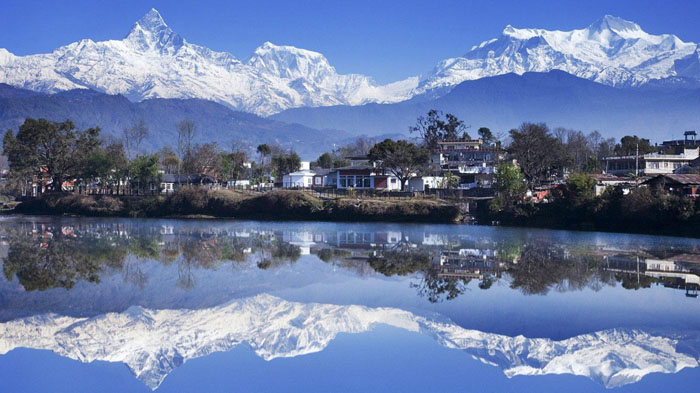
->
[407, 176, 444, 191]
[282, 170, 316, 188]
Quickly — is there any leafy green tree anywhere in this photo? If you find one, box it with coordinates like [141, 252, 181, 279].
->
[368, 139, 429, 190]
[614, 136, 656, 156]
[409, 110, 470, 150]
[221, 150, 248, 185]
[507, 122, 561, 186]
[129, 154, 161, 194]
[562, 173, 597, 206]
[271, 151, 301, 178]
[315, 152, 334, 169]
[3, 118, 101, 192]
[490, 162, 527, 212]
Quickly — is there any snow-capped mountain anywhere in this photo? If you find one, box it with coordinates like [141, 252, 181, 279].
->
[0, 9, 416, 116]
[1, 11, 699, 116]
[416, 15, 700, 94]
[0, 294, 697, 389]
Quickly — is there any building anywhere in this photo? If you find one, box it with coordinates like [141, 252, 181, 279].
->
[282, 170, 316, 188]
[407, 176, 443, 192]
[160, 174, 215, 193]
[431, 139, 500, 189]
[312, 168, 333, 187]
[589, 174, 634, 196]
[642, 174, 700, 196]
[661, 131, 700, 152]
[602, 148, 700, 176]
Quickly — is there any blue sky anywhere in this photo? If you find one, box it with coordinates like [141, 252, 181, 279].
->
[2, 0, 700, 83]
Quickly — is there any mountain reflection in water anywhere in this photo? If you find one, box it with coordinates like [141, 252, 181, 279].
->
[1, 217, 700, 391]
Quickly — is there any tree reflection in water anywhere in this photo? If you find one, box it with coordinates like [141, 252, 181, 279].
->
[2, 220, 699, 300]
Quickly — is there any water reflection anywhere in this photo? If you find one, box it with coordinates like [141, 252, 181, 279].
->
[1, 217, 700, 391]
[1, 294, 698, 390]
[3, 219, 699, 299]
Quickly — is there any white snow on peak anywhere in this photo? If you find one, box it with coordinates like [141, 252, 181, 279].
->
[416, 15, 700, 94]
[0, 294, 697, 390]
[0, 9, 416, 115]
[0, 12, 699, 114]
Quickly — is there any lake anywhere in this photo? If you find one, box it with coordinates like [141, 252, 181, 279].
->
[0, 216, 699, 392]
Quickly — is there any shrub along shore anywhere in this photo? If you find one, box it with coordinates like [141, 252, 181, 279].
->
[11, 188, 463, 223]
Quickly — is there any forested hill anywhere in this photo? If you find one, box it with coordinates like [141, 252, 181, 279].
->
[271, 71, 700, 141]
[0, 84, 347, 159]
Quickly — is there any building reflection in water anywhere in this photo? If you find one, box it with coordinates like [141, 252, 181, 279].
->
[1, 219, 699, 298]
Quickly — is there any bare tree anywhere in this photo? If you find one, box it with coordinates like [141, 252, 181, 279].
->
[176, 119, 196, 184]
[122, 120, 149, 159]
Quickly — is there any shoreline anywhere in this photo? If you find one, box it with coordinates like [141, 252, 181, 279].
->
[9, 189, 464, 224]
[6, 189, 700, 239]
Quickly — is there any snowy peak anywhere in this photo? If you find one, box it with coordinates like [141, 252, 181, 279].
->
[0, 295, 698, 390]
[416, 15, 700, 94]
[124, 8, 184, 53]
[587, 15, 642, 36]
[247, 42, 336, 81]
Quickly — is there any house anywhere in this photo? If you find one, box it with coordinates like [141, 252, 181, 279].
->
[642, 174, 700, 196]
[407, 176, 443, 192]
[431, 139, 501, 189]
[160, 174, 216, 193]
[335, 166, 401, 190]
[603, 147, 700, 176]
[589, 174, 634, 196]
[312, 168, 332, 187]
[282, 170, 315, 188]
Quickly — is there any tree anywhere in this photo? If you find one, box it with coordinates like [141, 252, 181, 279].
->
[409, 110, 470, 150]
[221, 150, 248, 186]
[438, 171, 460, 190]
[159, 146, 180, 175]
[561, 173, 596, 206]
[271, 151, 301, 178]
[183, 143, 222, 176]
[477, 127, 499, 148]
[176, 119, 196, 183]
[129, 154, 161, 194]
[614, 135, 656, 156]
[3, 118, 101, 192]
[122, 119, 149, 159]
[315, 152, 334, 169]
[507, 123, 560, 187]
[490, 162, 526, 212]
[368, 139, 429, 190]
[337, 137, 375, 157]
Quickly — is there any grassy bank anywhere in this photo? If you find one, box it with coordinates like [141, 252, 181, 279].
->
[12, 188, 462, 223]
[476, 187, 700, 238]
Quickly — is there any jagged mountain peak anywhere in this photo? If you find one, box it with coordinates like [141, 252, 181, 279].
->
[588, 15, 642, 34]
[124, 8, 184, 52]
[416, 15, 700, 94]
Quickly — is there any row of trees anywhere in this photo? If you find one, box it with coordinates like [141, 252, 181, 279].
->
[2, 118, 254, 195]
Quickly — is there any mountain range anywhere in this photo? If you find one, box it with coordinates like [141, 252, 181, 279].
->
[1, 10, 699, 117]
[271, 70, 700, 141]
[0, 294, 697, 390]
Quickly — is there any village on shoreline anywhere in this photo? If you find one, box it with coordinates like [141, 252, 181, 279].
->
[2, 111, 700, 236]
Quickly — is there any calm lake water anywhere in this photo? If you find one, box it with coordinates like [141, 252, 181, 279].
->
[0, 216, 699, 392]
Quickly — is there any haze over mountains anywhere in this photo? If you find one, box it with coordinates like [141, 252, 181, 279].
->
[0, 9, 699, 147]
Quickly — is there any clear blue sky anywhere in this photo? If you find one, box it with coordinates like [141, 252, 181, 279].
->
[2, 0, 700, 83]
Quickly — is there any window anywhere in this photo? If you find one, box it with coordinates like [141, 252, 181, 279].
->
[340, 176, 347, 187]
[391, 178, 397, 183]
[363, 176, 371, 188]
